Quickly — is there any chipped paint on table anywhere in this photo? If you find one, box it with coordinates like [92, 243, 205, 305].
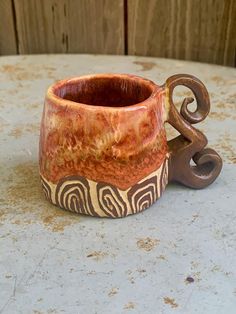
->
[0, 55, 236, 314]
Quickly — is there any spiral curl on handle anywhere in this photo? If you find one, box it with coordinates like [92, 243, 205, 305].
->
[164, 74, 222, 189]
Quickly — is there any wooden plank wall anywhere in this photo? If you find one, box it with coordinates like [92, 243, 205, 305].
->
[13, 0, 124, 54]
[0, 0, 235, 66]
[0, 0, 124, 55]
[128, 0, 236, 66]
[0, 0, 17, 54]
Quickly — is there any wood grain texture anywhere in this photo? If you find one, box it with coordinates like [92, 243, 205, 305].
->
[0, 0, 17, 55]
[13, 0, 124, 54]
[128, 0, 236, 66]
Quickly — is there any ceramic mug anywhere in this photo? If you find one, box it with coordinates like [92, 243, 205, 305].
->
[39, 74, 222, 218]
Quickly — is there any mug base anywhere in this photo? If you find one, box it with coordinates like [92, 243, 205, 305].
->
[40, 157, 169, 218]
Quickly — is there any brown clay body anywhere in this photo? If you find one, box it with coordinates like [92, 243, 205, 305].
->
[39, 73, 222, 218]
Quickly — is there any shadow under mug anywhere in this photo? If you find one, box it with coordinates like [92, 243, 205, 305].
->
[39, 73, 222, 218]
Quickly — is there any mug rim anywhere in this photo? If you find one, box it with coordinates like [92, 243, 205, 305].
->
[46, 73, 162, 111]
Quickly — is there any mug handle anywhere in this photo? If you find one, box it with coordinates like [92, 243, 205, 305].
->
[163, 74, 222, 188]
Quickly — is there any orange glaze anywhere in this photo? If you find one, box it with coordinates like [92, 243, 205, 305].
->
[39, 74, 168, 190]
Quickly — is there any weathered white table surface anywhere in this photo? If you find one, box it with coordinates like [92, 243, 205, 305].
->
[0, 55, 235, 314]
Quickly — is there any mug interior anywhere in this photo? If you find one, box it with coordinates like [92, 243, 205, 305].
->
[53, 75, 155, 107]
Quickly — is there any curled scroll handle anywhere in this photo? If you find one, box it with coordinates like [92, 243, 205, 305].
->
[163, 74, 222, 189]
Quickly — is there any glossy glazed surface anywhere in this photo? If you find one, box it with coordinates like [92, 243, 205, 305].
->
[39, 74, 167, 190]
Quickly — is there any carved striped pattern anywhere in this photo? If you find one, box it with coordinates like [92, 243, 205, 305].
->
[55, 176, 96, 216]
[127, 176, 158, 214]
[41, 176, 52, 202]
[127, 159, 168, 214]
[97, 183, 128, 218]
[40, 157, 169, 218]
[160, 158, 168, 194]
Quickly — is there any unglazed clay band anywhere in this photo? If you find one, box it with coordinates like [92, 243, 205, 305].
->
[40, 156, 169, 218]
